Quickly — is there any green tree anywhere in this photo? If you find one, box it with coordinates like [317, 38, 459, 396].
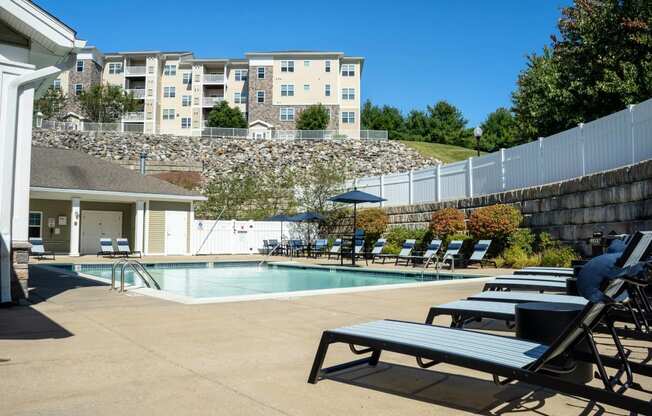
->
[78, 84, 138, 122]
[427, 101, 469, 145]
[206, 101, 247, 128]
[512, 0, 652, 140]
[360, 100, 405, 139]
[34, 87, 67, 120]
[296, 104, 329, 130]
[404, 110, 430, 139]
[479, 107, 520, 152]
[295, 158, 347, 214]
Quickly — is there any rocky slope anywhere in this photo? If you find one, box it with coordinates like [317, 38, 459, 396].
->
[32, 129, 439, 182]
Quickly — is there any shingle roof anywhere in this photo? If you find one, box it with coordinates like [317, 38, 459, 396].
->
[30, 146, 203, 198]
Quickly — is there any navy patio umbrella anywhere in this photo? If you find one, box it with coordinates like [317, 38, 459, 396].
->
[328, 189, 386, 265]
[287, 212, 325, 257]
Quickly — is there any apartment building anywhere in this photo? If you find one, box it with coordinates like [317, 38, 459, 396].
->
[52, 48, 363, 137]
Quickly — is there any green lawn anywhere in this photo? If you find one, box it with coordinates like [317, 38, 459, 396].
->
[400, 141, 484, 163]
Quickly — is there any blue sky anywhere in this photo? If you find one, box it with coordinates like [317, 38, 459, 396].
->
[39, 0, 570, 126]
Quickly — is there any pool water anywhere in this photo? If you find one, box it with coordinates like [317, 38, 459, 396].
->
[57, 262, 466, 299]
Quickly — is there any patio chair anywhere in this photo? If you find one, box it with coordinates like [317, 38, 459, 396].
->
[97, 238, 116, 257]
[327, 239, 342, 259]
[461, 240, 495, 268]
[373, 239, 416, 264]
[263, 239, 280, 255]
[400, 240, 442, 267]
[28, 238, 55, 260]
[363, 238, 387, 261]
[116, 238, 142, 258]
[439, 240, 464, 269]
[289, 240, 305, 257]
[307, 274, 652, 414]
[313, 239, 328, 257]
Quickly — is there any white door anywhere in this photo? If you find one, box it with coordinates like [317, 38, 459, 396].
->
[166, 211, 188, 254]
[80, 211, 123, 254]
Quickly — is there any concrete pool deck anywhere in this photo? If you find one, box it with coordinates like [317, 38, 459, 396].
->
[1, 262, 650, 415]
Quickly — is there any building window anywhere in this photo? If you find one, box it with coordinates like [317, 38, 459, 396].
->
[280, 107, 295, 121]
[325, 84, 331, 97]
[52, 79, 61, 90]
[325, 60, 331, 72]
[304, 84, 310, 91]
[182, 73, 192, 84]
[234, 92, 247, 104]
[76, 60, 84, 72]
[281, 84, 294, 97]
[181, 117, 191, 129]
[281, 60, 294, 72]
[342, 88, 355, 100]
[108, 63, 122, 74]
[74, 84, 83, 96]
[234, 69, 248, 81]
[28, 212, 42, 239]
[164, 86, 176, 98]
[341, 64, 355, 77]
[164, 64, 177, 76]
[342, 111, 355, 124]
[256, 90, 265, 103]
[163, 109, 175, 120]
[182, 95, 192, 106]
[257, 67, 265, 79]
[304, 60, 310, 67]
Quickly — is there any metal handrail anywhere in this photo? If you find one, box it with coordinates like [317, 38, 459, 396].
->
[258, 241, 283, 266]
[111, 258, 160, 292]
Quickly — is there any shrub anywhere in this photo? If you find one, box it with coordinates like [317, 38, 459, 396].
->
[499, 246, 541, 269]
[429, 208, 465, 237]
[540, 246, 578, 267]
[467, 204, 522, 253]
[384, 226, 432, 253]
[508, 229, 535, 255]
[357, 208, 389, 250]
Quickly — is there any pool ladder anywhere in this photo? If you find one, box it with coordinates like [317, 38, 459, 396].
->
[111, 259, 161, 292]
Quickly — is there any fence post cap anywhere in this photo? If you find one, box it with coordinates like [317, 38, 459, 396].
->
[627, 104, 635, 111]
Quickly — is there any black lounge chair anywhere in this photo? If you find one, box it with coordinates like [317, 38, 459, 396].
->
[362, 238, 386, 260]
[28, 238, 55, 260]
[97, 238, 116, 257]
[460, 240, 495, 268]
[308, 275, 652, 414]
[373, 239, 416, 264]
[399, 239, 442, 267]
[327, 239, 342, 259]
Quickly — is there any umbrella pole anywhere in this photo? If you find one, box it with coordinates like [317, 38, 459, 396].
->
[352, 203, 357, 266]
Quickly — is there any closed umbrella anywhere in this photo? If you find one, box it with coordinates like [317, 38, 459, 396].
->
[328, 189, 386, 266]
[265, 214, 293, 253]
[287, 212, 325, 257]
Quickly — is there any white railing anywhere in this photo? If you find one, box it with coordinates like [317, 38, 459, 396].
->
[126, 89, 146, 99]
[37, 119, 388, 140]
[203, 73, 225, 84]
[203, 96, 225, 107]
[125, 66, 146, 76]
[192, 220, 283, 255]
[348, 98, 652, 206]
[122, 112, 144, 121]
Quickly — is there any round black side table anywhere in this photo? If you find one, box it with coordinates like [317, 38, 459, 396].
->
[515, 302, 592, 383]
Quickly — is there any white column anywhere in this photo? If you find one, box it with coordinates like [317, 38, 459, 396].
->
[189, 201, 195, 255]
[134, 200, 145, 253]
[11, 86, 35, 244]
[143, 201, 150, 255]
[578, 122, 585, 176]
[69, 198, 81, 256]
[499, 148, 506, 191]
[628, 104, 636, 164]
[408, 170, 414, 205]
[435, 163, 441, 202]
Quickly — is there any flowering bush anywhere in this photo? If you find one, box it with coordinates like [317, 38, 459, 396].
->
[429, 208, 466, 237]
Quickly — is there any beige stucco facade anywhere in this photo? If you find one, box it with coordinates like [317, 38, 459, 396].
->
[45, 49, 364, 137]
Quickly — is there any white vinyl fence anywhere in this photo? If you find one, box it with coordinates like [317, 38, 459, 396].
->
[191, 220, 283, 255]
[350, 99, 652, 207]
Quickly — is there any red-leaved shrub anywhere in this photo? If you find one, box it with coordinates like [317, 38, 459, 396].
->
[429, 208, 465, 237]
[467, 204, 522, 251]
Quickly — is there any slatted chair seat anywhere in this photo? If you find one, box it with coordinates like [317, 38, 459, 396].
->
[331, 320, 547, 369]
[483, 279, 568, 292]
[468, 291, 587, 305]
[495, 274, 570, 282]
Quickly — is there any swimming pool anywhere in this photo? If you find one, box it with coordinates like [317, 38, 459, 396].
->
[47, 262, 483, 303]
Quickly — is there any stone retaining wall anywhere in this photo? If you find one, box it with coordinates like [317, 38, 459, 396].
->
[380, 159, 652, 255]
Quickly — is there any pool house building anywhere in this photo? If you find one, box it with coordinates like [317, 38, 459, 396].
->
[29, 146, 206, 257]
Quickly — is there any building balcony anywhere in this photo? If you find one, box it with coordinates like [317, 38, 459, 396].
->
[203, 96, 225, 107]
[122, 112, 145, 121]
[126, 89, 146, 99]
[203, 73, 225, 84]
[125, 66, 146, 76]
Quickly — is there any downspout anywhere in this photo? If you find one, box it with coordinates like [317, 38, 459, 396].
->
[0, 56, 76, 303]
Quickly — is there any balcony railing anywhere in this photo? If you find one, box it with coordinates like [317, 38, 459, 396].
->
[123, 112, 145, 121]
[203, 73, 225, 84]
[203, 96, 225, 107]
[125, 66, 146, 76]
[126, 89, 146, 99]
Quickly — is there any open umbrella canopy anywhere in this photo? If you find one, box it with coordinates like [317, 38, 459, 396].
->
[265, 214, 294, 222]
[328, 189, 386, 204]
[288, 212, 325, 222]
